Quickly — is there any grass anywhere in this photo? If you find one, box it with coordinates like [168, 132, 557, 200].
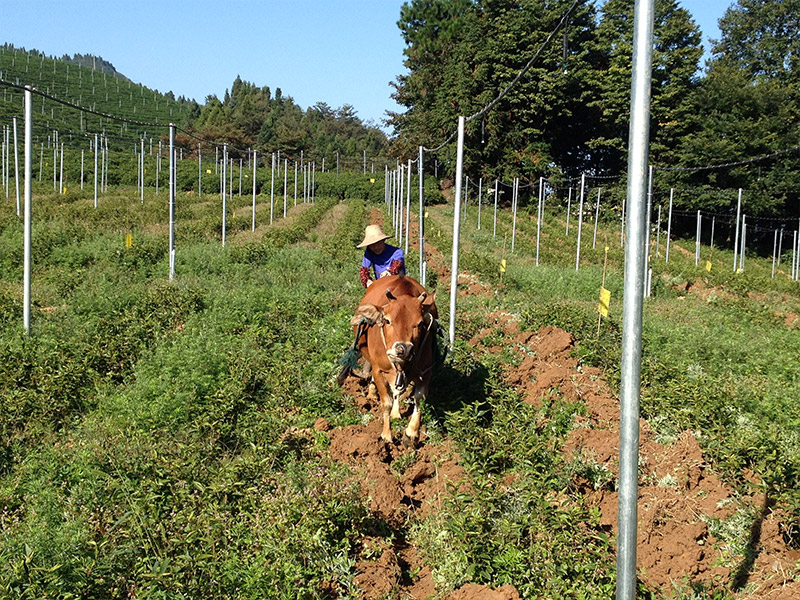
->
[1, 184, 799, 598]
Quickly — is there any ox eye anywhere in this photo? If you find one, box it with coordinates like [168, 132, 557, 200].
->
[383, 317, 391, 326]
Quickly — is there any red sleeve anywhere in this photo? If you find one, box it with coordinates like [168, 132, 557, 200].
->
[388, 259, 404, 275]
[360, 266, 372, 288]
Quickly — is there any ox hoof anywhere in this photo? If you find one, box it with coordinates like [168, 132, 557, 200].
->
[401, 432, 419, 449]
[390, 408, 402, 420]
[380, 432, 393, 444]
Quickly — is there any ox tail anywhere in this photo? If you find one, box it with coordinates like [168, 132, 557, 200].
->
[337, 318, 371, 386]
[337, 348, 360, 385]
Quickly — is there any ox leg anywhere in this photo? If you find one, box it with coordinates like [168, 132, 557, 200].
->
[403, 381, 429, 448]
[391, 395, 402, 419]
[373, 376, 394, 443]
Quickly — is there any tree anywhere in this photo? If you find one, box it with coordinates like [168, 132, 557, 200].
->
[586, 0, 702, 174]
[663, 0, 800, 215]
[713, 0, 799, 85]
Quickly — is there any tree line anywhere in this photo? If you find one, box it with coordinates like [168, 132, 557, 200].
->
[389, 0, 800, 216]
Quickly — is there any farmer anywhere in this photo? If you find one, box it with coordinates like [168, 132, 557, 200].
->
[358, 224, 405, 287]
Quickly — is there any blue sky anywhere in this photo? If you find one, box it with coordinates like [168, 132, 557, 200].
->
[4, 1, 733, 132]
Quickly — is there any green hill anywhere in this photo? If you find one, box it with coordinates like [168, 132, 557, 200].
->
[0, 43, 195, 141]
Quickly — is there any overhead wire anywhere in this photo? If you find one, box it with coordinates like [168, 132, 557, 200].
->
[422, 0, 582, 153]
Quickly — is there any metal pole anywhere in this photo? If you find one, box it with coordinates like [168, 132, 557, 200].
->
[644, 165, 653, 295]
[576, 174, 585, 270]
[710, 216, 715, 250]
[270, 153, 275, 223]
[593, 188, 601, 248]
[448, 117, 465, 348]
[536, 177, 543, 266]
[477, 177, 482, 230]
[156, 140, 161, 195]
[23, 88, 32, 333]
[740, 216, 746, 271]
[695, 210, 701, 266]
[284, 158, 288, 218]
[733, 188, 742, 272]
[405, 158, 411, 255]
[252, 150, 257, 232]
[666, 188, 673, 262]
[493, 179, 499, 239]
[13, 118, 20, 211]
[169, 124, 176, 280]
[772, 229, 778, 278]
[566, 187, 572, 235]
[397, 165, 404, 241]
[198, 144, 202, 198]
[655, 205, 661, 258]
[93, 133, 98, 208]
[419, 146, 425, 285]
[511, 178, 518, 253]
[222, 144, 227, 247]
[53, 131, 57, 191]
[140, 138, 144, 204]
[617, 1, 655, 598]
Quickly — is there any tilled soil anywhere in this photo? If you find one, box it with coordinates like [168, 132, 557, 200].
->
[329, 206, 798, 598]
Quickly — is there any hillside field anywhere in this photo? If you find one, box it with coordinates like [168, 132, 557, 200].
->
[1, 179, 799, 599]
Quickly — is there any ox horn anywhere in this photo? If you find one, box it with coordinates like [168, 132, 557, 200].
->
[417, 292, 428, 303]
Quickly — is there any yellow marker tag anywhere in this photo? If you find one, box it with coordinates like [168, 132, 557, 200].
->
[206, 169, 212, 174]
[706, 260, 712, 272]
[425, 211, 429, 218]
[62, 187, 67, 194]
[125, 233, 132, 248]
[437, 230, 441, 237]
[370, 178, 375, 183]
[500, 259, 506, 274]
[598, 287, 611, 317]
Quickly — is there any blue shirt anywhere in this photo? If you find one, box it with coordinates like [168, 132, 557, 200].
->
[362, 244, 405, 278]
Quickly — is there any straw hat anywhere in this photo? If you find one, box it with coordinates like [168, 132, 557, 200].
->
[357, 224, 391, 248]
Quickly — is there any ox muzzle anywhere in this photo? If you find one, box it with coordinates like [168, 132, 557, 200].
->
[387, 341, 415, 391]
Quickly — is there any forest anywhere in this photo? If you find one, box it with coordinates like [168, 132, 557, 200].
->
[389, 0, 800, 217]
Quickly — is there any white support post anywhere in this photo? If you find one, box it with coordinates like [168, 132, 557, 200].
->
[576, 174, 585, 270]
[252, 150, 257, 232]
[23, 88, 33, 333]
[733, 188, 742, 272]
[169, 124, 176, 280]
[448, 117, 465, 348]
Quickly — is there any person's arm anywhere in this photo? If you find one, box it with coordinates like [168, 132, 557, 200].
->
[360, 252, 374, 287]
[387, 259, 404, 276]
[387, 247, 405, 275]
[360, 266, 372, 287]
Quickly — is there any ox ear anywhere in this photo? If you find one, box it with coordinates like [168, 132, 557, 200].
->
[353, 303, 384, 326]
[385, 289, 397, 301]
[422, 292, 438, 319]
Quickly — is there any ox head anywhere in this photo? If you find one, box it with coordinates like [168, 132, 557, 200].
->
[354, 289, 437, 378]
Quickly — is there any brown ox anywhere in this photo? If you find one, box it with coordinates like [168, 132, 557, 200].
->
[352, 275, 437, 447]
